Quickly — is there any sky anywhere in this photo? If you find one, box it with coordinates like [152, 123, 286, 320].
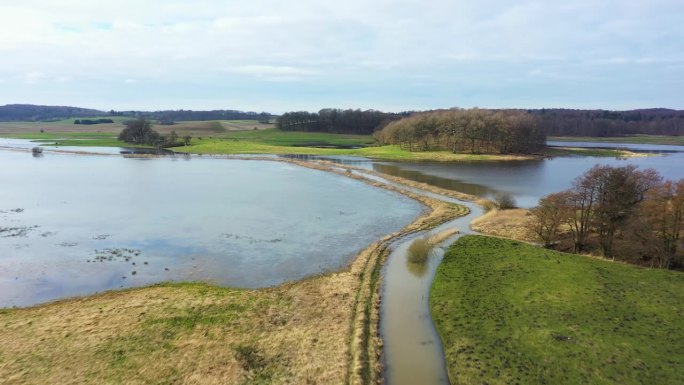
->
[0, 0, 682, 113]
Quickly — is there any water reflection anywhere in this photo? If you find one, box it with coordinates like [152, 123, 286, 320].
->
[373, 163, 498, 197]
[0, 149, 421, 307]
[374, 143, 684, 208]
[406, 259, 428, 277]
[279, 154, 374, 169]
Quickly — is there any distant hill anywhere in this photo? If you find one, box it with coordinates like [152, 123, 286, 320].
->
[0, 104, 273, 123]
[0, 104, 105, 121]
[119, 109, 272, 123]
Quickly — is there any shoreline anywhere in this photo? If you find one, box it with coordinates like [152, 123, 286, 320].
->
[0, 146, 477, 385]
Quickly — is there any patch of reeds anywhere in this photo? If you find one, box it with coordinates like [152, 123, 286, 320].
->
[407, 236, 434, 264]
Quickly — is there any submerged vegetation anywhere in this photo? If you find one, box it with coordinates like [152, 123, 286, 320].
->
[431, 235, 684, 385]
[407, 236, 433, 264]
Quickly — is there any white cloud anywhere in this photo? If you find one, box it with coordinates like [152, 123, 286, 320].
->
[0, 0, 682, 109]
[227, 65, 318, 82]
[21, 72, 47, 85]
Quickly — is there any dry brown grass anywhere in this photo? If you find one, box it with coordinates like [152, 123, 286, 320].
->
[471, 208, 538, 243]
[0, 158, 468, 385]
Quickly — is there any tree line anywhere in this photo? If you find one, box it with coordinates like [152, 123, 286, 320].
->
[74, 118, 114, 125]
[529, 108, 684, 137]
[109, 109, 272, 123]
[375, 108, 546, 154]
[529, 165, 683, 269]
[277, 109, 406, 135]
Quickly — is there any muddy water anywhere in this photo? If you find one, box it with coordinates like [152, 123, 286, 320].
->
[0, 146, 422, 307]
[355, 169, 484, 385]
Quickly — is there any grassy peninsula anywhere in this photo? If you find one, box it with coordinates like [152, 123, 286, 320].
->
[430, 235, 684, 385]
[549, 135, 684, 146]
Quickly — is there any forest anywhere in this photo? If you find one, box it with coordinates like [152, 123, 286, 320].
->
[374, 108, 546, 154]
[276, 109, 405, 134]
[529, 108, 684, 136]
[276, 107, 684, 139]
[529, 165, 683, 269]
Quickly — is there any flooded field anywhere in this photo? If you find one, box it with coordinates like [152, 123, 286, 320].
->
[0, 148, 422, 307]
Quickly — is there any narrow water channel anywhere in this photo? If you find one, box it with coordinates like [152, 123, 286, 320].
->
[355, 170, 485, 385]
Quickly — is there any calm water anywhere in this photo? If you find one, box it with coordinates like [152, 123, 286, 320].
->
[0, 137, 167, 155]
[0, 148, 421, 307]
[356, 169, 484, 385]
[373, 142, 684, 208]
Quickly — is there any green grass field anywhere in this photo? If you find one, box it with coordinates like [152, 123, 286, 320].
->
[177, 139, 534, 161]
[216, 128, 375, 147]
[549, 135, 684, 146]
[542, 146, 641, 157]
[430, 235, 683, 385]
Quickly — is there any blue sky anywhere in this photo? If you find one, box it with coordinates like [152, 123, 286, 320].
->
[0, 0, 682, 113]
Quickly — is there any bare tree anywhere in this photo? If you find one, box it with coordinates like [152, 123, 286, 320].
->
[529, 192, 568, 247]
[591, 166, 661, 258]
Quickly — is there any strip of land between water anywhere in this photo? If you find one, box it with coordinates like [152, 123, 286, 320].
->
[0, 147, 477, 385]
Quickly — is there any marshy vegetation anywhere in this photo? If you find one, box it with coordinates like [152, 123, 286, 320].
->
[407, 236, 434, 264]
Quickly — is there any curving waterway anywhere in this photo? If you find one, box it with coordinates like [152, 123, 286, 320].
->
[348, 169, 482, 385]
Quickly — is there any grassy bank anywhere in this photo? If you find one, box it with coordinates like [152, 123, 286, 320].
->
[0, 281, 352, 384]
[177, 140, 538, 161]
[430, 235, 684, 385]
[543, 146, 648, 158]
[549, 135, 684, 146]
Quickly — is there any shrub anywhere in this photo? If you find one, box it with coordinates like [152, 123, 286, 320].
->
[494, 192, 517, 209]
